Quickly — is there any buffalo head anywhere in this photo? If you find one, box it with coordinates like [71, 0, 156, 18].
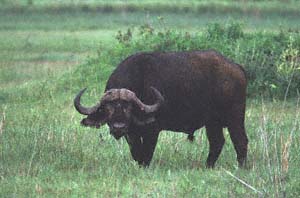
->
[74, 87, 164, 139]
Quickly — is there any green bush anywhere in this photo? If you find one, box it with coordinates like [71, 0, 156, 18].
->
[110, 22, 300, 98]
[6, 22, 299, 104]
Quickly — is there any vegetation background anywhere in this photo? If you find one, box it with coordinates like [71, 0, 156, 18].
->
[0, 0, 299, 197]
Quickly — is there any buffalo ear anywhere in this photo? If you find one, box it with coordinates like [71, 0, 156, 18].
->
[80, 110, 107, 128]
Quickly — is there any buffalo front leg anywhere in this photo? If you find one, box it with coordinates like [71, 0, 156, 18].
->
[125, 132, 159, 167]
[125, 133, 143, 164]
[205, 124, 225, 168]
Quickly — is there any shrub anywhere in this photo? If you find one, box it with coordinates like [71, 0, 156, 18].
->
[105, 22, 300, 98]
[17, 21, 297, 103]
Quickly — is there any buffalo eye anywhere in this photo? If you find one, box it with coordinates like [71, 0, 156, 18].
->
[121, 102, 131, 113]
[123, 106, 130, 114]
[105, 103, 114, 114]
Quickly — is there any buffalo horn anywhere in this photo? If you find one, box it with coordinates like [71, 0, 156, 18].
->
[74, 88, 101, 115]
[131, 87, 164, 113]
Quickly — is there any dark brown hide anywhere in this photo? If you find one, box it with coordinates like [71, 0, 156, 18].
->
[74, 50, 248, 168]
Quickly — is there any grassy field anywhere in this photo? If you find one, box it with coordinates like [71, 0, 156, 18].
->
[1, 1, 300, 197]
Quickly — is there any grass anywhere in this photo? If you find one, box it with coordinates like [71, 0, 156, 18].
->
[1, 93, 300, 197]
[1, 10, 299, 32]
[1, 1, 300, 197]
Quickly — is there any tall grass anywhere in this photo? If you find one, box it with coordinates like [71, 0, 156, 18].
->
[1, 94, 299, 197]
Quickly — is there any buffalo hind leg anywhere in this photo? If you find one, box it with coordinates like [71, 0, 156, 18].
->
[125, 132, 159, 167]
[227, 103, 248, 168]
[205, 124, 225, 168]
[228, 124, 248, 168]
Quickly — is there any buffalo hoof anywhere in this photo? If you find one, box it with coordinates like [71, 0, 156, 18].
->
[187, 134, 195, 142]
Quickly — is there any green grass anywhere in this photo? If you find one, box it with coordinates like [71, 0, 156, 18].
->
[1, 2, 300, 197]
[1, 11, 299, 32]
[1, 88, 300, 197]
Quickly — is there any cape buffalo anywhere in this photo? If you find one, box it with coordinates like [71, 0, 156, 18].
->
[74, 50, 248, 168]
